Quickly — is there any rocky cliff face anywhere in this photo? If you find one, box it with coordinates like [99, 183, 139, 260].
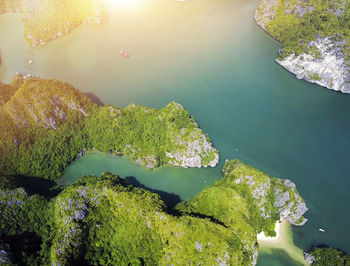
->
[86, 101, 219, 169]
[3, 172, 248, 266]
[0, 76, 218, 179]
[223, 160, 308, 226]
[277, 37, 350, 93]
[254, 0, 278, 31]
[255, 0, 350, 93]
[4, 77, 93, 129]
[161, 102, 219, 168]
[176, 160, 308, 265]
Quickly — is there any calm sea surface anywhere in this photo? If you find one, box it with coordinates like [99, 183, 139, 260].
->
[1, 0, 349, 264]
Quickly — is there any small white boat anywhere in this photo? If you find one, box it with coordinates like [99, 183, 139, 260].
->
[26, 59, 33, 64]
[319, 228, 325, 232]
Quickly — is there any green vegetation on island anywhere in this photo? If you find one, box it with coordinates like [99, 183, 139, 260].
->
[0, 75, 219, 180]
[0, 160, 308, 265]
[255, 0, 350, 92]
[176, 159, 308, 264]
[304, 246, 350, 265]
[0, 0, 107, 47]
[255, 0, 350, 57]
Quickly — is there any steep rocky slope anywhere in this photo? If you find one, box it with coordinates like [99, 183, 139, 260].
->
[0, 164, 308, 265]
[0, 76, 218, 179]
[177, 159, 308, 265]
[255, 0, 350, 93]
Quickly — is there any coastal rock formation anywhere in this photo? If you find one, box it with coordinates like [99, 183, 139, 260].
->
[0, 0, 107, 47]
[277, 37, 350, 93]
[226, 161, 308, 226]
[0, 76, 218, 179]
[176, 160, 308, 265]
[4, 77, 91, 129]
[0, 162, 308, 265]
[162, 102, 219, 168]
[304, 252, 316, 265]
[86, 101, 219, 169]
[254, 0, 278, 30]
[274, 179, 308, 225]
[255, 0, 350, 93]
[305, 246, 350, 265]
[0, 173, 255, 265]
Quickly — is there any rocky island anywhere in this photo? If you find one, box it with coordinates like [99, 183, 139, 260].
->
[255, 0, 350, 93]
[0, 0, 107, 47]
[0, 76, 218, 180]
[0, 160, 308, 265]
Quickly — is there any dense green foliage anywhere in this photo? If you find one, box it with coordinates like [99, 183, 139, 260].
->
[0, 76, 217, 180]
[0, 175, 56, 265]
[0, 172, 262, 265]
[256, 0, 350, 58]
[86, 102, 217, 168]
[309, 246, 350, 266]
[176, 160, 307, 243]
[0, 77, 94, 179]
[0, 0, 107, 47]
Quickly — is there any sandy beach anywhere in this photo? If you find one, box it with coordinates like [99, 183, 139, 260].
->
[257, 220, 282, 242]
[258, 219, 308, 265]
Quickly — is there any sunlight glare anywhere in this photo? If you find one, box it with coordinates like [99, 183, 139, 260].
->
[103, 0, 144, 9]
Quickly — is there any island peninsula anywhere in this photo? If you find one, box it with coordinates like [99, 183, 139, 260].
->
[255, 0, 350, 93]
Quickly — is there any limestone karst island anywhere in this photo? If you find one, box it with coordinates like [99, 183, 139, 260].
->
[0, 0, 349, 265]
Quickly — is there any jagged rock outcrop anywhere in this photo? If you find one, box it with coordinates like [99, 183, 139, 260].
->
[224, 160, 308, 226]
[254, 0, 278, 31]
[86, 101, 219, 169]
[0, 76, 219, 179]
[274, 179, 308, 225]
[48, 173, 248, 265]
[277, 37, 350, 93]
[255, 0, 350, 93]
[304, 252, 316, 265]
[176, 159, 308, 265]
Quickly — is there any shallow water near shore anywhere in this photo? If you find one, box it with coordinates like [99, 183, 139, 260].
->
[1, 0, 350, 264]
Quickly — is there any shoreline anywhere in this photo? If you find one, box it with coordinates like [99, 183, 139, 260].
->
[258, 219, 307, 265]
[257, 220, 282, 242]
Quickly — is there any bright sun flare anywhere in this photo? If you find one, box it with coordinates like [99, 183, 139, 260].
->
[103, 0, 144, 9]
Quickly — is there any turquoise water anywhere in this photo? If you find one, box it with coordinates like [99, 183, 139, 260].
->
[257, 250, 304, 266]
[1, 0, 350, 264]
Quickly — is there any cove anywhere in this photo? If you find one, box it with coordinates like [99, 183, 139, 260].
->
[1, 0, 350, 264]
[61, 152, 221, 207]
